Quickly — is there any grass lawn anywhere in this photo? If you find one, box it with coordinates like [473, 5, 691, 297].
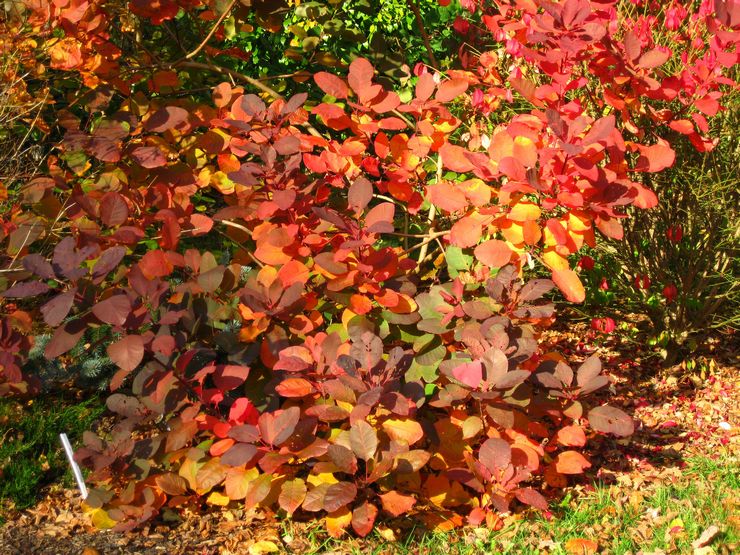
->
[280, 456, 738, 554]
[0, 393, 104, 523]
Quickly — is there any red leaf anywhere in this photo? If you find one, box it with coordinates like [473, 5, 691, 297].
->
[92, 294, 132, 326]
[2, 281, 50, 298]
[635, 142, 675, 172]
[45, 319, 86, 359]
[556, 425, 587, 447]
[439, 142, 476, 172]
[474, 240, 512, 269]
[588, 405, 634, 437]
[213, 365, 250, 391]
[190, 214, 213, 235]
[695, 94, 721, 117]
[479, 437, 511, 473]
[314, 72, 349, 99]
[515, 487, 548, 510]
[279, 479, 307, 516]
[427, 182, 468, 213]
[450, 217, 482, 248]
[351, 501, 378, 537]
[99, 192, 129, 227]
[669, 119, 694, 135]
[40, 290, 76, 327]
[415, 73, 436, 102]
[131, 146, 166, 168]
[258, 407, 300, 446]
[107, 334, 145, 374]
[452, 360, 483, 388]
[348, 58, 375, 98]
[638, 48, 670, 69]
[632, 184, 658, 209]
[144, 106, 190, 133]
[583, 115, 615, 144]
[139, 250, 174, 280]
[365, 202, 395, 234]
[324, 482, 358, 512]
[213, 82, 232, 108]
[348, 176, 373, 213]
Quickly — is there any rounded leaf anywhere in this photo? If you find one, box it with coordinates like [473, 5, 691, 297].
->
[588, 405, 634, 437]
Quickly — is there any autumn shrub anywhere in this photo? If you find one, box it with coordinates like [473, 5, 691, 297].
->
[0, 0, 737, 536]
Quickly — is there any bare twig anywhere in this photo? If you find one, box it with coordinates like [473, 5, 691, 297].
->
[417, 153, 442, 264]
[407, 0, 439, 69]
[181, 0, 237, 61]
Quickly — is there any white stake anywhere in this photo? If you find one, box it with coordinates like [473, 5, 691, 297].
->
[59, 433, 88, 500]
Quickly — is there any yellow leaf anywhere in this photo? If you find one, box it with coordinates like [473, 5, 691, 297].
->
[248, 540, 279, 554]
[512, 136, 537, 167]
[307, 471, 339, 487]
[90, 508, 117, 530]
[325, 507, 352, 538]
[567, 211, 591, 232]
[542, 248, 569, 270]
[206, 491, 231, 506]
[211, 170, 235, 195]
[508, 201, 541, 221]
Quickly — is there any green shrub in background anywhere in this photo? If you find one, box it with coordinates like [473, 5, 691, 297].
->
[601, 95, 739, 363]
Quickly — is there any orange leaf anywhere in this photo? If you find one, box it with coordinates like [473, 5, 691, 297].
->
[349, 294, 373, 315]
[275, 377, 315, 398]
[450, 217, 482, 248]
[556, 425, 587, 447]
[554, 450, 591, 474]
[512, 136, 538, 167]
[209, 438, 236, 457]
[382, 419, 424, 446]
[49, 38, 83, 70]
[474, 239, 512, 268]
[552, 269, 586, 303]
[379, 491, 417, 517]
[565, 538, 598, 555]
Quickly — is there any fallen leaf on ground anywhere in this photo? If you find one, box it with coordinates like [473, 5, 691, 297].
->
[565, 538, 598, 554]
[691, 525, 719, 548]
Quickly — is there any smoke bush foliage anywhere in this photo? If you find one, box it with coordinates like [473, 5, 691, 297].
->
[0, 0, 737, 536]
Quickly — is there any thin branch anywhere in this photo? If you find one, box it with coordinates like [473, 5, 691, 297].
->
[181, 0, 237, 61]
[219, 219, 253, 237]
[407, 0, 439, 69]
[417, 153, 442, 263]
[387, 230, 449, 239]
